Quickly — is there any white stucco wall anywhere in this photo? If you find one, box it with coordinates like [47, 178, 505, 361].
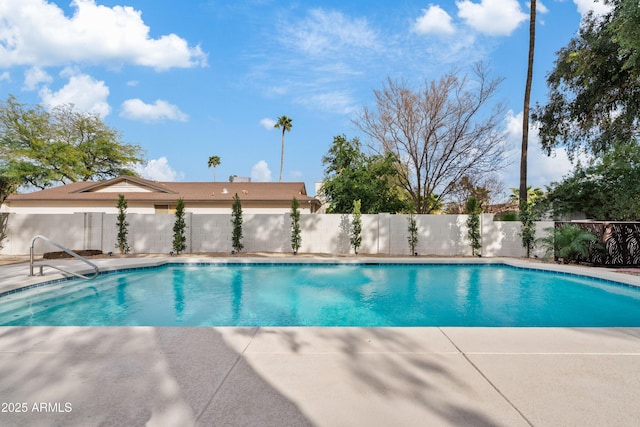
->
[0, 212, 550, 257]
[1, 206, 313, 215]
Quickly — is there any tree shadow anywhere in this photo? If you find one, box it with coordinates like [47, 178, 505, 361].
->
[0, 213, 8, 251]
[0, 326, 313, 426]
[248, 327, 522, 426]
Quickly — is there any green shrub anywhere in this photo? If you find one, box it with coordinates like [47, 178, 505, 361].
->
[172, 198, 187, 254]
[466, 197, 482, 256]
[494, 211, 518, 221]
[290, 197, 301, 254]
[407, 214, 418, 255]
[538, 224, 600, 264]
[231, 193, 243, 253]
[350, 199, 362, 254]
[115, 194, 130, 254]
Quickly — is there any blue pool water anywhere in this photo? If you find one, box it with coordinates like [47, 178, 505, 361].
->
[1, 263, 639, 327]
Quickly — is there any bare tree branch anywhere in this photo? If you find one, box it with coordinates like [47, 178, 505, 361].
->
[354, 63, 508, 213]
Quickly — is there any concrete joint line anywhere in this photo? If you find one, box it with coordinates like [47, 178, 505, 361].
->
[465, 352, 640, 356]
[194, 327, 260, 423]
[437, 328, 535, 427]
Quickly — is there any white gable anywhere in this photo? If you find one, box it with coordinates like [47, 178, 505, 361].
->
[91, 180, 154, 193]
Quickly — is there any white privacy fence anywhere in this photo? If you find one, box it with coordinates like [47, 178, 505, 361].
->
[0, 212, 552, 257]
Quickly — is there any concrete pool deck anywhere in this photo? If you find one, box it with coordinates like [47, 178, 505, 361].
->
[1, 256, 639, 426]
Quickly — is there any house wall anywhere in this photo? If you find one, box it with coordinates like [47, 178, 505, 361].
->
[1, 201, 314, 215]
[0, 212, 552, 257]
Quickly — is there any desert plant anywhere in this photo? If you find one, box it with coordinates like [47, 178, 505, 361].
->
[172, 198, 187, 254]
[290, 197, 301, 254]
[115, 194, 130, 254]
[231, 193, 243, 253]
[350, 199, 362, 254]
[466, 197, 482, 256]
[407, 214, 418, 255]
[538, 224, 599, 264]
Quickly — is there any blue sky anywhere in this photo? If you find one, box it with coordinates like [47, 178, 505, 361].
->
[0, 0, 611, 200]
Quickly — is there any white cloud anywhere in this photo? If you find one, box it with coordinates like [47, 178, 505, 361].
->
[501, 110, 576, 190]
[573, 0, 612, 18]
[414, 5, 456, 35]
[457, 0, 527, 36]
[251, 160, 272, 182]
[282, 9, 379, 56]
[260, 118, 276, 129]
[0, 71, 10, 82]
[134, 157, 183, 181]
[537, 1, 549, 15]
[126, 80, 139, 87]
[0, 0, 207, 70]
[39, 71, 111, 117]
[23, 66, 52, 90]
[295, 91, 357, 115]
[120, 99, 188, 122]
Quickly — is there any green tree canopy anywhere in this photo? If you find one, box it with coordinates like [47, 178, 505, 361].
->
[207, 155, 221, 182]
[0, 95, 144, 200]
[534, 0, 640, 157]
[321, 135, 409, 214]
[544, 144, 640, 220]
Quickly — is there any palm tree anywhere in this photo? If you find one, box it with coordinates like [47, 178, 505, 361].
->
[207, 155, 221, 182]
[274, 115, 292, 182]
[519, 0, 536, 209]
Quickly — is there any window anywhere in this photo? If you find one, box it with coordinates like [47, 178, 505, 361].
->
[154, 205, 176, 214]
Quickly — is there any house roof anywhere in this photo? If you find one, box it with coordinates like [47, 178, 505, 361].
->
[5, 176, 320, 205]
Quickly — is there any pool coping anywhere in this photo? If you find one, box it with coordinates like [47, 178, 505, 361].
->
[1, 256, 640, 297]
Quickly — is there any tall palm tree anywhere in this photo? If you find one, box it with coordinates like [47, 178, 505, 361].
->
[520, 0, 536, 209]
[207, 155, 221, 182]
[274, 115, 292, 182]
[519, 0, 537, 257]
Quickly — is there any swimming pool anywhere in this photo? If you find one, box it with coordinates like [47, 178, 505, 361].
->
[1, 262, 639, 326]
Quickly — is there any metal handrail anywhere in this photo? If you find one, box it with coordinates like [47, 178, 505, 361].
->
[29, 235, 99, 280]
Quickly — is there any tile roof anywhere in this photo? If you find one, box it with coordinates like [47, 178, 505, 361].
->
[5, 176, 319, 205]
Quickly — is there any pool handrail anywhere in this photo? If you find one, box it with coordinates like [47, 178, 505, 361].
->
[29, 235, 100, 280]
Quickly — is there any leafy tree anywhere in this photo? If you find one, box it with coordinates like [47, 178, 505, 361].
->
[538, 225, 599, 264]
[0, 174, 18, 205]
[321, 135, 409, 213]
[274, 115, 292, 182]
[172, 198, 187, 254]
[350, 199, 362, 255]
[534, 0, 640, 157]
[544, 144, 640, 220]
[466, 197, 482, 256]
[446, 175, 502, 214]
[0, 96, 143, 193]
[354, 63, 508, 213]
[115, 194, 130, 254]
[231, 193, 243, 253]
[207, 155, 221, 182]
[407, 214, 418, 256]
[290, 197, 301, 254]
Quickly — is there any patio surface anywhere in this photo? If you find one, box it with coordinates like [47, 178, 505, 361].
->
[1, 256, 639, 426]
